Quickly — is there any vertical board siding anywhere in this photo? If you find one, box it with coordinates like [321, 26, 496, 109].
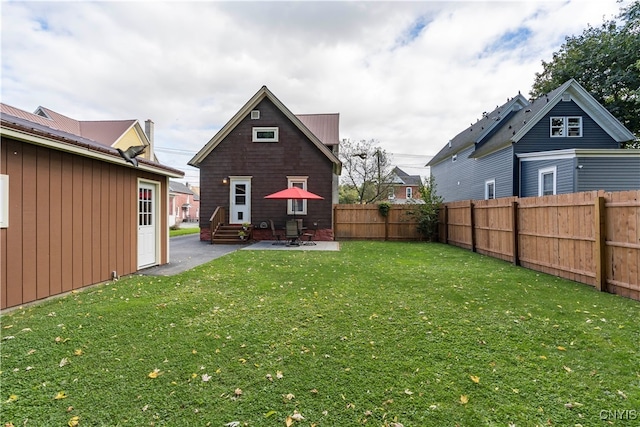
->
[440, 190, 640, 301]
[1, 139, 170, 309]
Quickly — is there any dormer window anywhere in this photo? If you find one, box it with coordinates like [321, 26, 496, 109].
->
[551, 117, 582, 137]
[252, 127, 278, 142]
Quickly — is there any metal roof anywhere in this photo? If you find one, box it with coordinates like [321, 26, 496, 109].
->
[296, 113, 340, 146]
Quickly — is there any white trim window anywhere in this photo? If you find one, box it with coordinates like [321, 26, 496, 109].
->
[252, 127, 279, 142]
[550, 117, 582, 137]
[538, 166, 557, 196]
[406, 187, 413, 199]
[484, 179, 495, 200]
[287, 176, 308, 215]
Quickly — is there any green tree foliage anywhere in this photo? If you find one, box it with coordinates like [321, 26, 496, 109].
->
[531, 0, 640, 147]
[406, 176, 443, 241]
[339, 138, 394, 204]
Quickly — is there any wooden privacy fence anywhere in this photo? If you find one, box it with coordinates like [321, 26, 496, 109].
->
[439, 190, 640, 301]
[333, 204, 422, 241]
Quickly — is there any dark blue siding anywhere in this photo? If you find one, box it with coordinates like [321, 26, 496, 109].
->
[520, 158, 574, 197]
[515, 101, 619, 154]
[576, 156, 640, 191]
[431, 146, 515, 202]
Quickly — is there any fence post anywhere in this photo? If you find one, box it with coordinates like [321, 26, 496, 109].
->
[469, 201, 476, 252]
[594, 194, 607, 292]
[511, 200, 520, 266]
[442, 205, 448, 244]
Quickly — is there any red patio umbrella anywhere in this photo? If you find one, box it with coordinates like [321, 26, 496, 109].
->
[264, 187, 324, 225]
[263, 187, 324, 200]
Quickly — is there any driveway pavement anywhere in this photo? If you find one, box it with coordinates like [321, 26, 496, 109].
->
[140, 233, 340, 276]
[140, 234, 247, 276]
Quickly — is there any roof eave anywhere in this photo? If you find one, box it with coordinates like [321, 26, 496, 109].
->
[188, 86, 342, 172]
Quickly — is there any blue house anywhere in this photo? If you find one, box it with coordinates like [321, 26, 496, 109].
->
[427, 79, 639, 202]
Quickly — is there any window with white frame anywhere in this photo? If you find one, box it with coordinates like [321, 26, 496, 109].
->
[252, 127, 279, 142]
[538, 166, 557, 196]
[550, 117, 582, 137]
[406, 187, 413, 199]
[388, 188, 395, 199]
[485, 179, 495, 200]
[287, 176, 307, 215]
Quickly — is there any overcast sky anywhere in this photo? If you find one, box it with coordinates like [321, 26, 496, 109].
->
[1, 0, 628, 182]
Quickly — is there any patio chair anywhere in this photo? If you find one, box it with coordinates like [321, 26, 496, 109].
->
[285, 219, 301, 245]
[269, 220, 286, 245]
[302, 221, 319, 245]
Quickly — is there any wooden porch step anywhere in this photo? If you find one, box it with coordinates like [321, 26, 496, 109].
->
[212, 225, 251, 244]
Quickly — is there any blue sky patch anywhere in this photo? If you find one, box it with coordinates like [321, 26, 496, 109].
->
[393, 16, 432, 50]
[483, 26, 532, 55]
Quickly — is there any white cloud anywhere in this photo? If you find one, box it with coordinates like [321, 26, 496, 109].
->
[1, 0, 627, 181]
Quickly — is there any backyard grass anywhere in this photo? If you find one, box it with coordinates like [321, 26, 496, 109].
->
[1, 241, 638, 426]
[169, 227, 200, 237]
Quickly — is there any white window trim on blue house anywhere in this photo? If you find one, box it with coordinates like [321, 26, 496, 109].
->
[538, 166, 557, 196]
[550, 116, 582, 138]
[484, 179, 495, 200]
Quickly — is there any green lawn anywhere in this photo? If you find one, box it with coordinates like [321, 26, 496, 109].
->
[169, 227, 200, 237]
[1, 242, 638, 426]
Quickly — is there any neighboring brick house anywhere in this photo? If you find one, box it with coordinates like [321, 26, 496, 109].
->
[388, 166, 423, 204]
[427, 79, 638, 202]
[1, 103, 183, 309]
[188, 86, 342, 242]
[169, 180, 200, 225]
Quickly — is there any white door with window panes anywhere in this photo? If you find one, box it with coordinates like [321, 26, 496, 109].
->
[138, 181, 158, 268]
[287, 177, 308, 215]
[230, 177, 251, 224]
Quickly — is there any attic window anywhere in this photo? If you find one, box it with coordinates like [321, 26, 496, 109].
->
[251, 110, 260, 119]
[452, 154, 457, 162]
[252, 127, 279, 142]
[551, 117, 582, 137]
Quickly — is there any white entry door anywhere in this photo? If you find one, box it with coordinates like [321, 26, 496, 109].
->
[138, 182, 158, 268]
[230, 177, 251, 224]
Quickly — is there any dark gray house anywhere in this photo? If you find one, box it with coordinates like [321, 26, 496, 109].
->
[427, 79, 639, 202]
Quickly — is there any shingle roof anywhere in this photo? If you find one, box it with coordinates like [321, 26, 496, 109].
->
[427, 94, 529, 166]
[1, 104, 183, 178]
[32, 105, 137, 148]
[427, 79, 635, 166]
[392, 166, 422, 186]
[169, 181, 194, 195]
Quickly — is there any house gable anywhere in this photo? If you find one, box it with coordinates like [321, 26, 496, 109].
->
[189, 86, 341, 174]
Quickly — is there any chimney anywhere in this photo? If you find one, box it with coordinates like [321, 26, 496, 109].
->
[145, 119, 155, 161]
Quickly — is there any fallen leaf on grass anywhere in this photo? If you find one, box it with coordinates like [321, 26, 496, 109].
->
[234, 388, 243, 397]
[74, 349, 84, 356]
[557, 346, 566, 351]
[264, 410, 277, 418]
[5, 394, 18, 403]
[460, 395, 469, 404]
[276, 370, 284, 379]
[59, 358, 69, 368]
[563, 366, 573, 373]
[291, 411, 304, 421]
[201, 374, 212, 382]
[470, 375, 480, 384]
[68, 416, 80, 427]
[54, 391, 68, 400]
[618, 390, 627, 399]
[148, 369, 161, 379]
